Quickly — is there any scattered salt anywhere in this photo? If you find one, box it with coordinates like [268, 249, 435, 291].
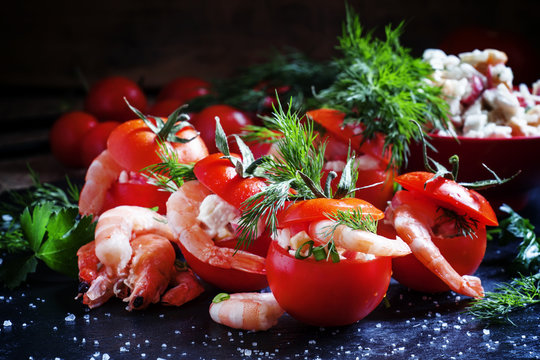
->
[3, 320, 12, 327]
[64, 313, 76, 322]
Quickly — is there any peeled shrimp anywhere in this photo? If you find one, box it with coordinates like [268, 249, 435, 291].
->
[122, 233, 176, 311]
[308, 220, 411, 257]
[94, 205, 174, 276]
[385, 190, 484, 299]
[209, 292, 284, 331]
[166, 180, 265, 274]
[78, 150, 124, 217]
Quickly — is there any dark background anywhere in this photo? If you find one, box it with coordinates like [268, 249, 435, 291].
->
[1, 0, 539, 92]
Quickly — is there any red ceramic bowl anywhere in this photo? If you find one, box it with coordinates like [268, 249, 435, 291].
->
[406, 134, 540, 211]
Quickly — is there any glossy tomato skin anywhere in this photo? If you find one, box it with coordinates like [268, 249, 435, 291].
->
[107, 119, 208, 172]
[186, 152, 269, 291]
[378, 222, 487, 293]
[193, 153, 266, 209]
[157, 77, 211, 103]
[395, 172, 498, 226]
[192, 105, 253, 153]
[267, 240, 392, 326]
[102, 181, 171, 215]
[49, 111, 98, 167]
[80, 121, 120, 167]
[84, 76, 147, 122]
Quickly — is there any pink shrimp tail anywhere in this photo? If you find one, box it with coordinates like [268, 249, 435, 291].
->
[460, 275, 484, 299]
[161, 268, 205, 306]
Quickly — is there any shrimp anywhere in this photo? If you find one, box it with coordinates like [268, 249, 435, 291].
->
[166, 180, 265, 274]
[307, 220, 411, 257]
[78, 150, 124, 217]
[161, 266, 205, 307]
[94, 205, 174, 277]
[122, 233, 176, 311]
[209, 292, 284, 331]
[385, 190, 484, 299]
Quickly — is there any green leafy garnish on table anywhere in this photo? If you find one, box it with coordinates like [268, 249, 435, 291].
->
[0, 171, 95, 288]
[467, 205, 540, 323]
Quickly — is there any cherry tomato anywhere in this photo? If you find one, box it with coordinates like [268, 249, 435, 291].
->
[179, 152, 270, 291]
[306, 108, 390, 165]
[191, 105, 253, 153]
[49, 111, 98, 167]
[395, 171, 498, 226]
[157, 77, 211, 103]
[80, 121, 120, 167]
[147, 99, 186, 118]
[102, 180, 170, 215]
[84, 76, 147, 122]
[107, 118, 208, 172]
[267, 240, 392, 326]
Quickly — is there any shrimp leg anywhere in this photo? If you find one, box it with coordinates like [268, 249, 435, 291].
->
[161, 265, 205, 307]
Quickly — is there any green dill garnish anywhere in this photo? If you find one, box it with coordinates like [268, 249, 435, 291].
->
[435, 207, 479, 239]
[467, 274, 540, 324]
[326, 208, 378, 234]
[314, 4, 450, 168]
[467, 204, 540, 323]
[142, 141, 197, 193]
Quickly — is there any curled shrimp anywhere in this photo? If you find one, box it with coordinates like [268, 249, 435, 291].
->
[78, 150, 124, 217]
[307, 220, 411, 257]
[385, 190, 484, 299]
[166, 180, 265, 274]
[94, 205, 174, 277]
[209, 292, 284, 331]
[122, 233, 176, 311]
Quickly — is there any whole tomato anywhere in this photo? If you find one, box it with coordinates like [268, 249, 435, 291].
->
[175, 152, 270, 292]
[191, 105, 253, 153]
[268, 198, 392, 326]
[107, 114, 208, 172]
[80, 121, 120, 167]
[157, 76, 211, 103]
[84, 76, 147, 122]
[147, 99, 186, 118]
[49, 111, 98, 167]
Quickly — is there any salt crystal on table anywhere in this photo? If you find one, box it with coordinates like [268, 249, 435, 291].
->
[64, 313, 76, 322]
[3, 320, 12, 327]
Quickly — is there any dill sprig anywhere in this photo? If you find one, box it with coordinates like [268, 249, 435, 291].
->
[436, 207, 480, 239]
[326, 208, 378, 234]
[467, 274, 540, 324]
[314, 5, 449, 168]
[142, 141, 196, 193]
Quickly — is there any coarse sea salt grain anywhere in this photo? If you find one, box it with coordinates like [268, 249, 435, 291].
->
[3, 320, 12, 327]
[64, 313, 76, 322]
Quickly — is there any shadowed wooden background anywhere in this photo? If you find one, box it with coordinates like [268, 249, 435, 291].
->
[1, 0, 539, 190]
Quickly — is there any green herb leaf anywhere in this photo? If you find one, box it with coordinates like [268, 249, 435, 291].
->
[36, 208, 96, 278]
[20, 202, 54, 253]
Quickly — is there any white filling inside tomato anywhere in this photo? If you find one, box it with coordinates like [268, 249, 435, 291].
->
[196, 194, 241, 241]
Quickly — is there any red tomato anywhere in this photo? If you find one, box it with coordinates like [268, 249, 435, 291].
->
[180, 152, 270, 291]
[191, 105, 253, 153]
[107, 118, 208, 172]
[102, 181, 171, 215]
[378, 216, 487, 293]
[395, 171, 498, 226]
[49, 111, 98, 167]
[193, 153, 266, 209]
[277, 197, 384, 227]
[80, 121, 120, 167]
[157, 76, 211, 103]
[306, 108, 391, 165]
[267, 240, 392, 326]
[147, 99, 186, 118]
[84, 76, 147, 122]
